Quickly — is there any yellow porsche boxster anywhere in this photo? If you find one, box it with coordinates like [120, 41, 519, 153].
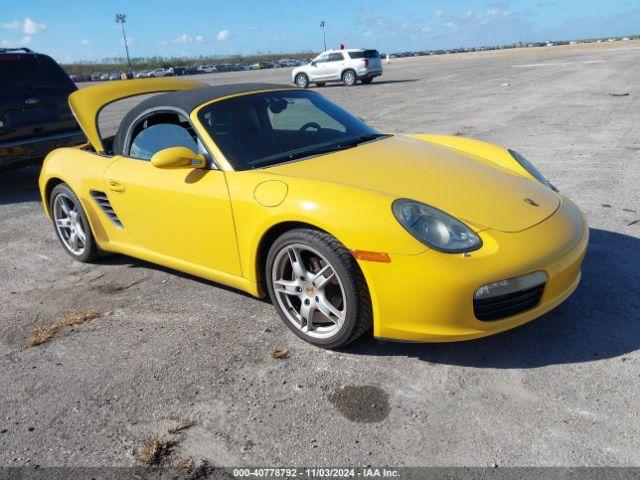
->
[38, 79, 588, 348]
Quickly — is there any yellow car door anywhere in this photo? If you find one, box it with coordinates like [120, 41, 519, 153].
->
[103, 156, 241, 278]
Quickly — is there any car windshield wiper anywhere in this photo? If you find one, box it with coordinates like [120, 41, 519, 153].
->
[339, 133, 390, 147]
[250, 143, 356, 168]
[249, 134, 390, 169]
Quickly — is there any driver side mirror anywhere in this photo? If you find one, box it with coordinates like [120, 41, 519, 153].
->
[310, 61, 316, 67]
[150, 146, 206, 169]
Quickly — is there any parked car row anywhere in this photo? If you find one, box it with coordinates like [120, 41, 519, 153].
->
[68, 58, 309, 83]
[382, 36, 640, 59]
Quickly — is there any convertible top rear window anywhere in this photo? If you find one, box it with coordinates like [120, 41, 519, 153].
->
[198, 90, 379, 170]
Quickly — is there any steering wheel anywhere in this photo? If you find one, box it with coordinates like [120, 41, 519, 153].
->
[289, 122, 322, 149]
[298, 122, 322, 133]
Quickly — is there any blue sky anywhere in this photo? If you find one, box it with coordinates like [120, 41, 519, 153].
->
[2, 0, 639, 62]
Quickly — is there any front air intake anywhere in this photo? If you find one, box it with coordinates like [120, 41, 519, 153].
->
[90, 190, 123, 228]
[473, 283, 545, 321]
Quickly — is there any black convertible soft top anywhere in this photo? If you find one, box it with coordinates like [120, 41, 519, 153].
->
[133, 82, 294, 115]
[112, 82, 296, 155]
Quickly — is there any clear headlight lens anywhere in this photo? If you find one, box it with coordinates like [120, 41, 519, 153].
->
[392, 199, 481, 253]
[508, 149, 553, 189]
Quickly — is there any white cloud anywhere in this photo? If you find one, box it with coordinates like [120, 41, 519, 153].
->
[435, 9, 444, 17]
[2, 21, 19, 29]
[1, 35, 31, 47]
[80, 38, 91, 45]
[216, 29, 230, 41]
[247, 25, 259, 31]
[120, 36, 133, 46]
[23, 17, 46, 35]
[173, 33, 191, 44]
[362, 30, 373, 38]
[171, 33, 205, 44]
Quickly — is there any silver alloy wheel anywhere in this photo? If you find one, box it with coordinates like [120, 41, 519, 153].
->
[343, 71, 356, 85]
[272, 243, 346, 339]
[296, 74, 307, 87]
[53, 193, 87, 255]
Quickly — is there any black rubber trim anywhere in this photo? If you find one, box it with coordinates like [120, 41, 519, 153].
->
[474, 283, 545, 321]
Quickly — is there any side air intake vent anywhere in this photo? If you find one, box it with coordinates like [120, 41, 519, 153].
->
[90, 190, 123, 228]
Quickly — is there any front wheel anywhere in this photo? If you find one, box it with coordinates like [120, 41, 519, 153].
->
[342, 70, 357, 87]
[266, 229, 372, 348]
[295, 73, 309, 88]
[50, 183, 99, 262]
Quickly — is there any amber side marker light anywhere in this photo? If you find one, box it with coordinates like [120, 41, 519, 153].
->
[351, 250, 392, 263]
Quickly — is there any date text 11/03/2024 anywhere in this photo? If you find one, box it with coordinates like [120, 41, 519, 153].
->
[232, 468, 400, 477]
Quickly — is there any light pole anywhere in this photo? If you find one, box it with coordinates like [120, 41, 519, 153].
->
[115, 13, 132, 74]
[320, 21, 326, 51]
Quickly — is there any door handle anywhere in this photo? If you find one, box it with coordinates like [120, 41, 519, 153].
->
[107, 180, 125, 192]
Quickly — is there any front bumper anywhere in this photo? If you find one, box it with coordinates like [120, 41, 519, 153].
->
[358, 196, 588, 342]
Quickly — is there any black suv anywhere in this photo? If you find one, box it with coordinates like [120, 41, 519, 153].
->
[0, 48, 85, 170]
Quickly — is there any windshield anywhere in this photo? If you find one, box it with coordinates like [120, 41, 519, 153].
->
[198, 90, 382, 170]
[0, 53, 76, 100]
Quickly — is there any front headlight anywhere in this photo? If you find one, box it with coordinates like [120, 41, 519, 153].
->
[392, 199, 481, 253]
[508, 149, 554, 189]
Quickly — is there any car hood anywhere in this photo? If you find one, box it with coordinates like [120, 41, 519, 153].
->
[267, 135, 560, 233]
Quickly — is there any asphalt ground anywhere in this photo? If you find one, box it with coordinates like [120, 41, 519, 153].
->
[1, 40, 639, 468]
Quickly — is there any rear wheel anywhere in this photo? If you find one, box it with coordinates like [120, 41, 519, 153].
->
[295, 73, 309, 88]
[342, 70, 357, 87]
[266, 229, 372, 348]
[50, 183, 99, 263]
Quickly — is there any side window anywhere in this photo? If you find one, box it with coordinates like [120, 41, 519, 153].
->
[129, 123, 197, 160]
[328, 52, 344, 62]
[314, 54, 329, 64]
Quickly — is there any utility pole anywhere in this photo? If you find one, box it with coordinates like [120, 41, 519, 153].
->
[115, 13, 132, 74]
[320, 21, 327, 51]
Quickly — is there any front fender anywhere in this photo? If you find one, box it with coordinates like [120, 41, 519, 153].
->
[407, 134, 537, 182]
[225, 170, 429, 284]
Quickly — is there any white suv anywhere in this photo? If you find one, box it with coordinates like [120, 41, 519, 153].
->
[148, 68, 166, 78]
[291, 49, 383, 88]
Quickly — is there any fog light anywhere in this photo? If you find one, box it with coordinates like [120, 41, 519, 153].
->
[474, 271, 547, 300]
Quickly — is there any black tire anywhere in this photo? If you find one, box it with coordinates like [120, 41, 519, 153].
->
[265, 228, 372, 349]
[315, 82, 326, 87]
[342, 69, 357, 87]
[295, 73, 309, 88]
[361, 77, 373, 84]
[50, 183, 99, 263]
